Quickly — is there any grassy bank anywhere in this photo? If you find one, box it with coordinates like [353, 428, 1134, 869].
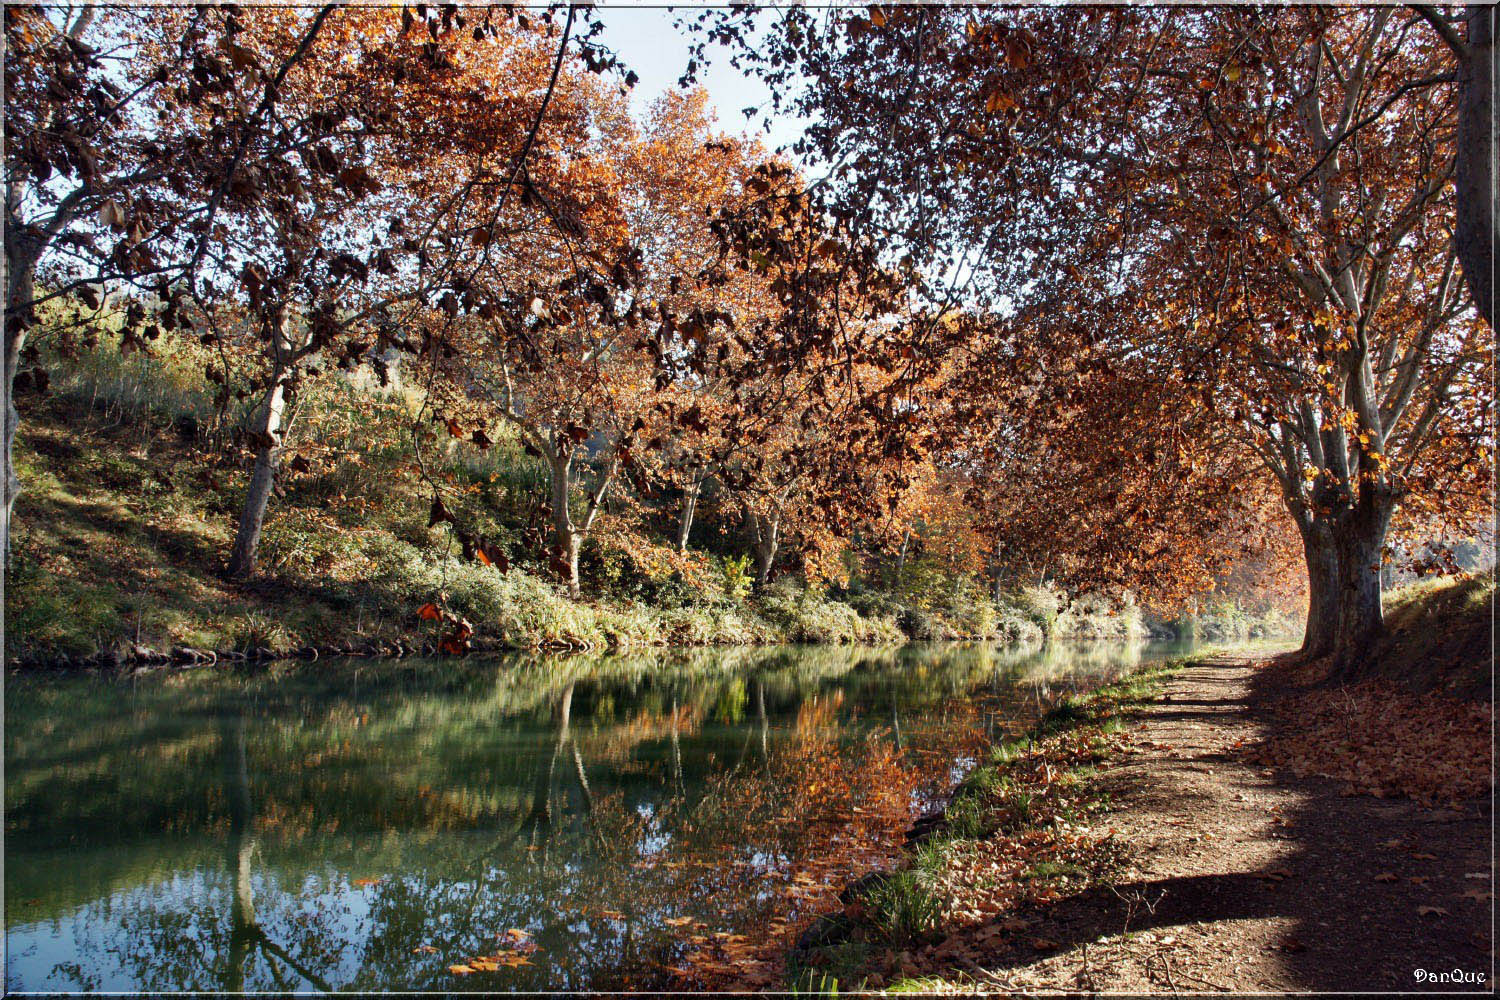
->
[6, 379, 1145, 666]
[787, 657, 1193, 992]
[1146, 602, 1300, 643]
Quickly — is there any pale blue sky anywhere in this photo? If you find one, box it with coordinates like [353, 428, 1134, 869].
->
[595, 6, 811, 157]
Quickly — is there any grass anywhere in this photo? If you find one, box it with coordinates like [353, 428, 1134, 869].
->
[1368, 573, 1494, 700]
[1019, 859, 1085, 881]
[6, 392, 911, 664]
[786, 940, 872, 995]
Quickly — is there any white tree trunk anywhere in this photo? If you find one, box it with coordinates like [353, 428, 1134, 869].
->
[227, 370, 288, 579]
[676, 474, 703, 553]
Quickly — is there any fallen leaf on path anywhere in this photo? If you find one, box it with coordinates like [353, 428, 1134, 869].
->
[1410, 852, 1437, 860]
[1373, 873, 1398, 883]
[1417, 905, 1449, 917]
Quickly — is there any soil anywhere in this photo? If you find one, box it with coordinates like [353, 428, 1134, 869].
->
[902, 655, 1495, 993]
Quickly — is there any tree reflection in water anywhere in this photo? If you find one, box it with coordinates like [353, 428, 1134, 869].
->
[5, 639, 1196, 992]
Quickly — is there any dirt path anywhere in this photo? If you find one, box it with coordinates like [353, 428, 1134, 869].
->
[926, 655, 1494, 993]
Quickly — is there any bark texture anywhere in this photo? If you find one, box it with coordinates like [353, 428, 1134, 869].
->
[745, 505, 781, 587]
[546, 448, 616, 597]
[226, 374, 288, 579]
[1298, 520, 1340, 661]
[1455, 4, 1496, 327]
[1329, 494, 1394, 671]
[676, 474, 703, 553]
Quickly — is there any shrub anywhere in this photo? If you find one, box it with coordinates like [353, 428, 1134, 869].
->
[1007, 584, 1064, 635]
[946, 587, 998, 638]
[754, 580, 900, 644]
[719, 554, 754, 604]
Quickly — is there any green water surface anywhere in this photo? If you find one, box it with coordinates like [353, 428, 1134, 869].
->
[5, 639, 1195, 992]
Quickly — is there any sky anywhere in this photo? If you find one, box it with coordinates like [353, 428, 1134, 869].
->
[594, 7, 811, 157]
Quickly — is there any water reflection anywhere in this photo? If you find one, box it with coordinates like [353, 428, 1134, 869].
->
[6, 639, 1195, 991]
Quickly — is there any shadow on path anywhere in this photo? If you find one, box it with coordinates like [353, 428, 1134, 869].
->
[910, 656, 1493, 992]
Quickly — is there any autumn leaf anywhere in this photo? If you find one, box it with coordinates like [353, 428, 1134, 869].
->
[985, 90, 1017, 114]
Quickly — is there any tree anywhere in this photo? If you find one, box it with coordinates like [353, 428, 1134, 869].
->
[5, 4, 633, 585]
[1415, 4, 1495, 328]
[180, 6, 598, 578]
[3, 5, 332, 561]
[694, 5, 1492, 668]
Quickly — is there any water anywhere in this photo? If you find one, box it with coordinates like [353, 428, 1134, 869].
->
[6, 639, 1195, 992]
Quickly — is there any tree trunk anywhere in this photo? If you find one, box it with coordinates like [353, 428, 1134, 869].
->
[221, 710, 256, 992]
[1329, 494, 1393, 673]
[550, 454, 583, 597]
[3, 308, 23, 566]
[3, 238, 39, 569]
[676, 475, 702, 553]
[1455, 4, 1496, 328]
[746, 507, 779, 587]
[525, 682, 573, 847]
[1297, 519, 1340, 660]
[226, 374, 288, 579]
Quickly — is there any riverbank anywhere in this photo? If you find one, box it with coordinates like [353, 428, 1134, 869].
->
[9, 393, 1170, 670]
[778, 577, 1493, 992]
[774, 655, 1196, 991]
